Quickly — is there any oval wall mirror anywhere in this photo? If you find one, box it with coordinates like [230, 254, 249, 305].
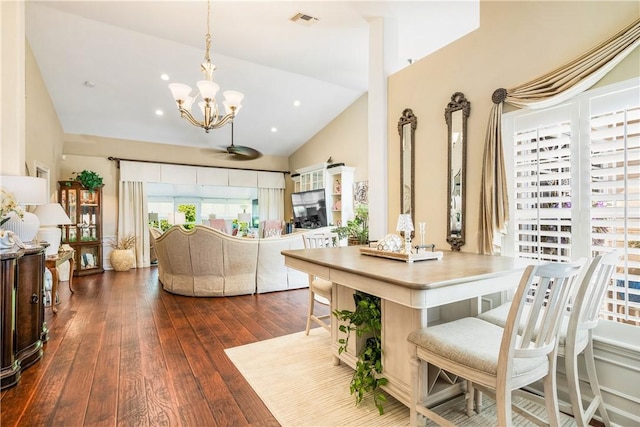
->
[398, 108, 417, 237]
[445, 92, 470, 251]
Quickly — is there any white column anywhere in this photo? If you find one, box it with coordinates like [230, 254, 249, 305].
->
[367, 17, 396, 241]
[0, 1, 26, 175]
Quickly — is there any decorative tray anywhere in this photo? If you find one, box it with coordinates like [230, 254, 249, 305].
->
[359, 247, 443, 263]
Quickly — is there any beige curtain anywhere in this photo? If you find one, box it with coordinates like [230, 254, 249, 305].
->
[480, 18, 640, 254]
[118, 181, 150, 268]
[258, 188, 285, 222]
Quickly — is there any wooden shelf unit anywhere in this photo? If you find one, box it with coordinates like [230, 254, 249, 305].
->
[291, 163, 355, 228]
[58, 181, 104, 276]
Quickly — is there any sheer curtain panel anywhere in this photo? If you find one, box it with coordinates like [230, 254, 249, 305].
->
[118, 181, 150, 268]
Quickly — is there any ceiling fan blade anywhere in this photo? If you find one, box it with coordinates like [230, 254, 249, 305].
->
[227, 145, 263, 160]
[200, 147, 234, 159]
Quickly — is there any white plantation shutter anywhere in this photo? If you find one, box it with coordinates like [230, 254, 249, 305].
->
[507, 105, 575, 263]
[588, 86, 640, 323]
[504, 78, 640, 325]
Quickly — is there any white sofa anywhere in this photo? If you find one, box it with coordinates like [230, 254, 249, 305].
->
[153, 225, 309, 297]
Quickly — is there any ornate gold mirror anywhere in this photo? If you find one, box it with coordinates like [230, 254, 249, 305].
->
[445, 93, 470, 251]
[398, 108, 417, 237]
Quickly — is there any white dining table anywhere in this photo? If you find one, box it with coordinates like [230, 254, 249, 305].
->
[282, 246, 532, 407]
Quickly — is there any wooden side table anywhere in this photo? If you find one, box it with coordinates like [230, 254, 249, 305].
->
[45, 250, 75, 314]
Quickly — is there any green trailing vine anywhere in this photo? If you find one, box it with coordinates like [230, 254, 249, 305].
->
[333, 291, 388, 415]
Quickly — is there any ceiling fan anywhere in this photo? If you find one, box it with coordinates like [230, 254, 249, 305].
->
[207, 122, 262, 161]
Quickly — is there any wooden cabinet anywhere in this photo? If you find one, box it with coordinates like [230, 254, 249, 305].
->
[292, 163, 355, 227]
[1, 245, 47, 390]
[58, 181, 104, 276]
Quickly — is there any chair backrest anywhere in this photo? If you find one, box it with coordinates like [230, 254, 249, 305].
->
[570, 250, 620, 333]
[501, 259, 586, 363]
[302, 231, 338, 249]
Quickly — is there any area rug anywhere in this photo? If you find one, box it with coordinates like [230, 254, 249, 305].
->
[225, 328, 574, 427]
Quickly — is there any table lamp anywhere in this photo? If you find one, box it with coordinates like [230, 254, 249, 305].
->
[168, 212, 186, 225]
[34, 203, 73, 256]
[237, 211, 252, 225]
[396, 214, 414, 254]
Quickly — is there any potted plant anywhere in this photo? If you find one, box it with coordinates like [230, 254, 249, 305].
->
[108, 233, 136, 271]
[333, 291, 388, 415]
[333, 204, 369, 245]
[70, 170, 103, 193]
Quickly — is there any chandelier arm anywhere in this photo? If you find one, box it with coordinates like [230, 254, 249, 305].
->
[210, 113, 235, 129]
[179, 108, 209, 129]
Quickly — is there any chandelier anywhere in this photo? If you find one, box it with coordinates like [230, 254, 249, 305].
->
[168, 0, 243, 133]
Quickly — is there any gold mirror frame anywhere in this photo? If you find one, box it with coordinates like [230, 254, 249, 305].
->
[398, 108, 417, 238]
[445, 92, 470, 251]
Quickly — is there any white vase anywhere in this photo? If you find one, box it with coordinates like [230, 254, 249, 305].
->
[3, 211, 40, 242]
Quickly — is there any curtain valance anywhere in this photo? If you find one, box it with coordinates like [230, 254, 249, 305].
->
[119, 160, 286, 189]
[480, 18, 640, 255]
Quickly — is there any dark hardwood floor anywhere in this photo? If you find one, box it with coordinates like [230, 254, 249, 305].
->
[1, 267, 322, 426]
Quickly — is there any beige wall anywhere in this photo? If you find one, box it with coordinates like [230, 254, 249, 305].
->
[1, 1, 26, 176]
[25, 42, 65, 201]
[388, 0, 639, 253]
[286, 93, 368, 219]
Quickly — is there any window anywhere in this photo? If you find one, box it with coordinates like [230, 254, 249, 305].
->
[147, 183, 257, 230]
[503, 78, 640, 325]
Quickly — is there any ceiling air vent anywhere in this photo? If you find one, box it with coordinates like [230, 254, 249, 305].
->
[290, 12, 319, 26]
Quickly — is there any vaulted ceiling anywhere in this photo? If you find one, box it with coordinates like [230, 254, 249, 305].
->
[26, 1, 479, 158]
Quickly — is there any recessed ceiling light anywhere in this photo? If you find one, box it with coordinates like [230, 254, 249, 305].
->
[155, 110, 164, 116]
[160, 74, 170, 81]
[271, 127, 278, 133]
[293, 100, 301, 107]
[83, 80, 95, 88]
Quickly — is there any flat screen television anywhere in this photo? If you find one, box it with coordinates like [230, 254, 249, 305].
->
[291, 189, 327, 229]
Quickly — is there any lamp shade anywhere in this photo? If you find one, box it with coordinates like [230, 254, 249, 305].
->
[197, 80, 220, 100]
[396, 214, 414, 233]
[168, 83, 192, 102]
[33, 203, 71, 256]
[168, 212, 186, 225]
[237, 212, 252, 224]
[223, 91, 244, 111]
[34, 203, 72, 226]
[0, 175, 47, 205]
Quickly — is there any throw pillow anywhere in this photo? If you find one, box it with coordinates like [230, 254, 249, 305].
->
[264, 228, 282, 238]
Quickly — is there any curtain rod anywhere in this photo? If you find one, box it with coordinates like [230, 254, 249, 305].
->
[107, 157, 290, 175]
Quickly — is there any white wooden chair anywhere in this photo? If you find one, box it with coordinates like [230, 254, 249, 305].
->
[407, 260, 585, 426]
[302, 231, 338, 335]
[479, 251, 619, 426]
